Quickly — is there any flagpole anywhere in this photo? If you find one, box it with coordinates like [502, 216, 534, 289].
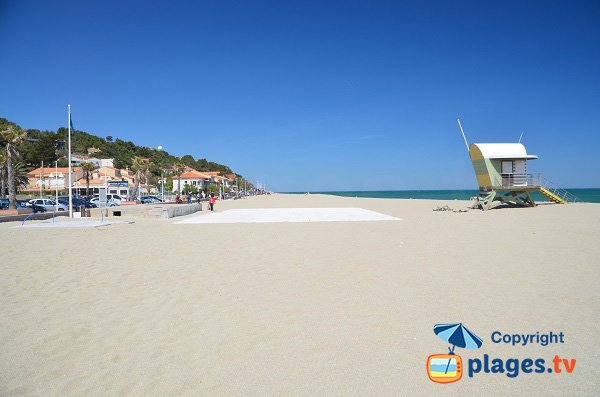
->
[55, 160, 58, 212]
[68, 104, 73, 218]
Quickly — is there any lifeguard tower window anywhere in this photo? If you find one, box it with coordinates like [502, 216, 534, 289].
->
[501, 161, 514, 174]
[501, 161, 513, 186]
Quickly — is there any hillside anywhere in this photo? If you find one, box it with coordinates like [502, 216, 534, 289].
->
[0, 117, 238, 178]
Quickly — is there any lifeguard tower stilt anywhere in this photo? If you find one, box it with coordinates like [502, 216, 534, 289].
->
[469, 143, 576, 210]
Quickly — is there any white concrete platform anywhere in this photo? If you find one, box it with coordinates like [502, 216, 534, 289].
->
[16, 220, 134, 228]
[174, 207, 400, 224]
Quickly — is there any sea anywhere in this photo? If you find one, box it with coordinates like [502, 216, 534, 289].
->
[286, 189, 600, 203]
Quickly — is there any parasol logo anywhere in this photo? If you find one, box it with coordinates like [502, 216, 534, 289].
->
[426, 323, 483, 383]
[427, 324, 577, 381]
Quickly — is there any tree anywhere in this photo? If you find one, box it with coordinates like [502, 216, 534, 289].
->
[1, 125, 27, 209]
[181, 155, 195, 167]
[173, 162, 185, 193]
[81, 162, 98, 195]
[207, 184, 219, 195]
[183, 183, 198, 194]
[13, 162, 29, 194]
[165, 176, 173, 192]
[0, 151, 6, 199]
[106, 136, 113, 142]
[131, 156, 150, 198]
[131, 157, 143, 199]
[28, 133, 58, 166]
[195, 158, 209, 171]
[144, 160, 154, 196]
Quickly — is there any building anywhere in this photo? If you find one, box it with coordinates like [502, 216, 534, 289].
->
[72, 176, 112, 196]
[68, 166, 144, 198]
[27, 167, 83, 193]
[225, 173, 238, 189]
[172, 170, 212, 193]
[71, 155, 114, 168]
[26, 162, 157, 199]
[203, 172, 235, 188]
[161, 165, 195, 175]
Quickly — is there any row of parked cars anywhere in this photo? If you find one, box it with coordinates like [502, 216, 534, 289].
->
[84, 194, 163, 205]
[84, 194, 163, 206]
[2, 196, 105, 212]
[1, 194, 164, 212]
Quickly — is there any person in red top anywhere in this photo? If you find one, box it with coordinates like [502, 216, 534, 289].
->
[208, 193, 216, 211]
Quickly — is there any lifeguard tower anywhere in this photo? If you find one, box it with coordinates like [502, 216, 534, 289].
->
[469, 142, 576, 210]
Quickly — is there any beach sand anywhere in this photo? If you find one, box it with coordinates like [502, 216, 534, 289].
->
[1, 194, 599, 396]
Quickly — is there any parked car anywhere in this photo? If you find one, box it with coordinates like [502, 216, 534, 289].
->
[0, 198, 32, 210]
[27, 198, 68, 211]
[101, 194, 122, 205]
[91, 194, 122, 205]
[32, 203, 47, 213]
[58, 197, 97, 208]
[139, 196, 163, 204]
[89, 197, 118, 207]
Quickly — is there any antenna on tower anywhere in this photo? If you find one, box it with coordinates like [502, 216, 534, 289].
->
[457, 119, 469, 152]
[518, 132, 524, 143]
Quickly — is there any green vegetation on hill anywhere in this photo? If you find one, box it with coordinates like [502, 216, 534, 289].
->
[1, 117, 241, 179]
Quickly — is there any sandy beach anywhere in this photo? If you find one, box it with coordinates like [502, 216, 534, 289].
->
[1, 194, 599, 396]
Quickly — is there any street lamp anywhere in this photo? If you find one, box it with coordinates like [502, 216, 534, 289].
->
[158, 178, 166, 203]
[157, 145, 165, 202]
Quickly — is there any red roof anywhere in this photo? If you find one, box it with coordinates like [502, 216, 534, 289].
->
[73, 178, 106, 186]
[28, 167, 81, 176]
[176, 171, 210, 179]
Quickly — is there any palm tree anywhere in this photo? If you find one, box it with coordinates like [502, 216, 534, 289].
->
[80, 161, 97, 195]
[144, 159, 153, 196]
[1, 125, 27, 209]
[0, 151, 6, 199]
[131, 156, 150, 199]
[13, 162, 30, 193]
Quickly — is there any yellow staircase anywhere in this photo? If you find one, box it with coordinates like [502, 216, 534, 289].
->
[538, 186, 568, 204]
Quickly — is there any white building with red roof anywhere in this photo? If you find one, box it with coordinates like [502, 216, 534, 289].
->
[172, 170, 212, 193]
[27, 167, 83, 192]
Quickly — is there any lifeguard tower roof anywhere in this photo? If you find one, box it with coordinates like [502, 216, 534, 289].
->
[472, 143, 538, 160]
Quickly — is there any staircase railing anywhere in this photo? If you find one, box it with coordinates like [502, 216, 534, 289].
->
[540, 178, 578, 203]
[488, 173, 578, 203]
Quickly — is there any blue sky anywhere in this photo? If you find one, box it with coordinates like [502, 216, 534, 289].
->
[1, 1, 599, 191]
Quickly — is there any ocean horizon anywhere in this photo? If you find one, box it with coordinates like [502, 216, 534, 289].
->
[285, 189, 600, 203]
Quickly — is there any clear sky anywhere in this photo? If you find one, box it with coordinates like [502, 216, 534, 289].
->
[1, 1, 599, 191]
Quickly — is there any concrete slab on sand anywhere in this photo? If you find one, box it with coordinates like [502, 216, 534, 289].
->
[175, 207, 400, 224]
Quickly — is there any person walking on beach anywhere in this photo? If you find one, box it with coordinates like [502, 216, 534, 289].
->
[209, 193, 216, 211]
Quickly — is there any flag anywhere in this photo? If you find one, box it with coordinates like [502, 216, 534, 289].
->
[70, 115, 74, 131]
